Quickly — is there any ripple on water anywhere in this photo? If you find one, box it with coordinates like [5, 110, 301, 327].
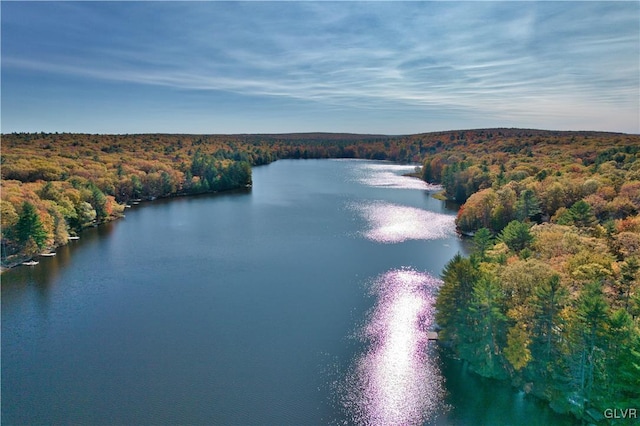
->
[341, 269, 447, 425]
[350, 201, 455, 244]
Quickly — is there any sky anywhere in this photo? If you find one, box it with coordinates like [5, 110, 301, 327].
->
[1, 1, 639, 135]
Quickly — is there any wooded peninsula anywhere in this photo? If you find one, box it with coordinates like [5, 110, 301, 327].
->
[2, 129, 639, 423]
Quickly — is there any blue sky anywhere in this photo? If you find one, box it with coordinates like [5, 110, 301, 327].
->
[2, 1, 639, 134]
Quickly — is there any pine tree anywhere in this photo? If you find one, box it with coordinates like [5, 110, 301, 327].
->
[435, 253, 480, 345]
[568, 200, 597, 228]
[575, 281, 609, 412]
[618, 257, 639, 310]
[604, 309, 636, 404]
[465, 275, 507, 378]
[615, 333, 640, 408]
[532, 274, 569, 368]
[515, 189, 542, 221]
[15, 202, 48, 250]
[89, 185, 107, 221]
[472, 227, 494, 261]
[498, 220, 534, 253]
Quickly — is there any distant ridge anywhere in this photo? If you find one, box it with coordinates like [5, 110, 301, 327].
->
[3, 128, 632, 138]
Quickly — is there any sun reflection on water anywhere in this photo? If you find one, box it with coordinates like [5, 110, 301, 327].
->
[342, 269, 446, 425]
[352, 163, 441, 191]
[350, 201, 455, 244]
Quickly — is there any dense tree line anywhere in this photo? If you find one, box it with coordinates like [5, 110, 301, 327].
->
[1, 133, 259, 263]
[436, 221, 640, 423]
[2, 130, 638, 267]
[1, 131, 418, 263]
[418, 132, 640, 234]
[420, 130, 640, 424]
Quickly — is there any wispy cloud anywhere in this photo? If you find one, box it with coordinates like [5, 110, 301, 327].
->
[2, 1, 638, 133]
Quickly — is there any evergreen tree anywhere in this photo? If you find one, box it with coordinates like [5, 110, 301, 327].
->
[604, 309, 636, 405]
[435, 253, 480, 345]
[15, 202, 48, 250]
[131, 175, 143, 199]
[528, 274, 570, 395]
[190, 148, 206, 176]
[465, 275, 507, 378]
[515, 189, 542, 221]
[614, 333, 640, 408]
[472, 227, 494, 261]
[618, 257, 639, 310]
[498, 220, 534, 253]
[568, 200, 597, 228]
[89, 185, 107, 221]
[574, 281, 609, 413]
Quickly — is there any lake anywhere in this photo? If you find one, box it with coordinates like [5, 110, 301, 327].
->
[1, 159, 575, 425]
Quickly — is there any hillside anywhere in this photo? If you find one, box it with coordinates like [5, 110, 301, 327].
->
[2, 129, 638, 266]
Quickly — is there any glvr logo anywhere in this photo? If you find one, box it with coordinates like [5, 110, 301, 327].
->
[603, 408, 637, 419]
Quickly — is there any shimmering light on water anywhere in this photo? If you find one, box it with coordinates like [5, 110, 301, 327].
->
[353, 162, 441, 191]
[342, 269, 446, 425]
[351, 201, 455, 243]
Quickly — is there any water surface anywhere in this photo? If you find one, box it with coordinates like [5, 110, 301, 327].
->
[2, 159, 574, 425]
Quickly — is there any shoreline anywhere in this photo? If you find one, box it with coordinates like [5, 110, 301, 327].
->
[0, 186, 253, 274]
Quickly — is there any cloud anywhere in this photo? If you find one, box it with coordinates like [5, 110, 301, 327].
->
[2, 1, 638, 133]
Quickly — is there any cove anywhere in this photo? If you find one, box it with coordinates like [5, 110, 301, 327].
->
[2, 159, 574, 425]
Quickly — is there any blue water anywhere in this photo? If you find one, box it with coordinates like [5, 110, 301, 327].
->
[1, 159, 575, 425]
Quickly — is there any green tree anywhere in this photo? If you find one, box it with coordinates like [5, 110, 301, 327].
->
[465, 275, 507, 378]
[498, 220, 534, 253]
[574, 281, 609, 413]
[190, 148, 206, 176]
[435, 253, 480, 345]
[161, 171, 175, 195]
[130, 175, 143, 199]
[15, 202, 48, 250]
[568, 200, 598, 228]
[421, 157, 434, 182]
[515, 189, 542, 222]
[618, 257, 639, 310]
[89, 185, 107, 221]
[75, 202, 97, 229]
[531, 274, 569, 368]
[614, 333, 640, 408]
[472, 227, 494, 260]
[603, 309, 637, 405]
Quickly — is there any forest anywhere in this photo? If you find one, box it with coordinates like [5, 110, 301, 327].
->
[0, 131, 415, 265]
[2, 129, 639, 423]
[423, 130, 640, 424]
